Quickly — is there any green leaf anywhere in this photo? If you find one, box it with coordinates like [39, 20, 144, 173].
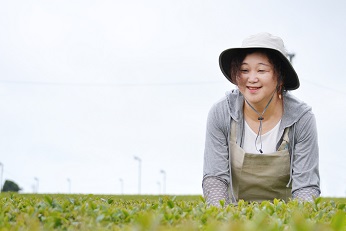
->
[219, 199, 225, 207]
[314, 197, 322, 205]
[44, 195, 53, 206]
[167, 200, 174, 209]
[337, 203, 345, 210]
[331, 210, 346, 231]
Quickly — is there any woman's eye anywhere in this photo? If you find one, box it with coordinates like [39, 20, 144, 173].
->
[240, 69, 248, 73]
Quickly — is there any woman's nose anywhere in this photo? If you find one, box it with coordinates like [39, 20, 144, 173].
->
[247, 71, 258, 83]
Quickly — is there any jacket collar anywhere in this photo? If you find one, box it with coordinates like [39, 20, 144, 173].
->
[225, 89, 312, 129]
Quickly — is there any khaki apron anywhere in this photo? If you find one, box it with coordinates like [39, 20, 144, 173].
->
[229, 120, 292, 202]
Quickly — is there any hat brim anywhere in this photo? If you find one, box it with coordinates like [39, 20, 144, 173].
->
[219, 47, 300, 90]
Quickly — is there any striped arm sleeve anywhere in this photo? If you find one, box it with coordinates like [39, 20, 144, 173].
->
[292, 187, 320, 202]
[202, 177, 230, 207]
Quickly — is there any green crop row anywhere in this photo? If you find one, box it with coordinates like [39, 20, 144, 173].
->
[0, 193, 345, 231]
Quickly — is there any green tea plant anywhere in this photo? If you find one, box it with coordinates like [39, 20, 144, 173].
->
[0, 193, 345, 231]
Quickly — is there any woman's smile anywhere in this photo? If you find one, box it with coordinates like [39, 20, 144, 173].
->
[247, 86, 262, 93]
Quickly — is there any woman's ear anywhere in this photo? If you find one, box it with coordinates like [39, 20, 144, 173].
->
[277, 82, 284, 99]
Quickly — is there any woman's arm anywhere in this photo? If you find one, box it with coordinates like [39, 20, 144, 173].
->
[292, 187, 320, 202]
[203, 177, 230, 206]
[202, 101, 232, 206]
[291, 111, 321, 202]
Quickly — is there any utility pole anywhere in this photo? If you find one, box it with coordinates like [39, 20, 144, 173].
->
[34, 177, 39, 193]
[160, 170, 166, 195]
[67, 178, 71, 194]
[119, 178, 123, 194]
[0, 162, 3, 193]
[134, 156, 141, 194]
[157, 181, 161, 195]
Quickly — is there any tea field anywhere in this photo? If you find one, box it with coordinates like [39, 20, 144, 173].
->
[0, 193, 345, 230]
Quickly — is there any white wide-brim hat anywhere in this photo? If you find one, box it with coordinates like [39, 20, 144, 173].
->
[219, 32, 300, 90]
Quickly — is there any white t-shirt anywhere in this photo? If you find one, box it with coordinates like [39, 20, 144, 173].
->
[243, 120, 281, 154]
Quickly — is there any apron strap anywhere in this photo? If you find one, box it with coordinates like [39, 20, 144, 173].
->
[230, 119, 237, 143]
[278, 127, 290, 151]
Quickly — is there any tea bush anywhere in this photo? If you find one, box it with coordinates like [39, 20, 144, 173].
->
[0, 193, 345, 230]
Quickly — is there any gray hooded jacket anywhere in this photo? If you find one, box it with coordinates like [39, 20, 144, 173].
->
[203, 89, 320, 205]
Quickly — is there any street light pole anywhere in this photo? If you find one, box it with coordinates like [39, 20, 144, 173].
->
[160, 170, 166, 195]
[134, 156, 141, 194]
[119, 178, 123, 194]
[157, 181, 161, 195]
[67, 178, 71, 194]
[0, 162, 3, 193]
[34, 177, 39, 193]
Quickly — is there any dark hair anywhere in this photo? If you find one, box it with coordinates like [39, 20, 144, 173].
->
[229, 48, 285, 92]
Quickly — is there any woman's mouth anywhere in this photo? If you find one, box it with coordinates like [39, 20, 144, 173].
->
[247, 86, 261, 93]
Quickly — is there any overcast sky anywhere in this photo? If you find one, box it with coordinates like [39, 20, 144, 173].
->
[1, 0, 345, 197]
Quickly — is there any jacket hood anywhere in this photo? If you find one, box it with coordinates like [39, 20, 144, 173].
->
[281, 91, 312, 128]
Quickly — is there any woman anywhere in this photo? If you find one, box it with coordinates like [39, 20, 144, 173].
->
[202, 32, 320, 206]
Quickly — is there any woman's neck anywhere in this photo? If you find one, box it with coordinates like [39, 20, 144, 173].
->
[243, 94, 283, 123]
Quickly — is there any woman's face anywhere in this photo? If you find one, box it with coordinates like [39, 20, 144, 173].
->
[236, 52, 279, 107]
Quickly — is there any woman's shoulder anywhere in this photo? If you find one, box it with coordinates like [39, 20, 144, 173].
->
[283, 92, 313, 120]
[284, 91, 311, 107]
[207, 96, 229, 122]
[283, 91, 316, 133]
[209, 89, 241, 115]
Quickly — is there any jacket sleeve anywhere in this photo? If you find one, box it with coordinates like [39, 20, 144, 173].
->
[202, 102, 231, 206]
[203, 177, 230, 207]
[291, 111, 321, 201]
[292, 187, 320, 202]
